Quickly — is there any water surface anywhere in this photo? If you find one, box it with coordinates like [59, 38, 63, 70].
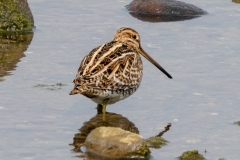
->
[0, 0, 240, 159]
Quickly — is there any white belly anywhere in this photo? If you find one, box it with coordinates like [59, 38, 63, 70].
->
[90, 88, 138, 105]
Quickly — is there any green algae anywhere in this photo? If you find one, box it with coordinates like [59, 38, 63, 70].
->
[34, 83, 67, 90]
[131, 142, 150, 158]
[145, 136, 168, 149]
[179, 150, 204, 160]
[0, 0, 34, 32]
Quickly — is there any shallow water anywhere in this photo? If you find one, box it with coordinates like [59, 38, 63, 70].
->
[0, 0, 240, 159]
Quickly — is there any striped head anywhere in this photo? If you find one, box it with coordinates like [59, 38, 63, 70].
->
[112, 27, 141, 49]
[113, 27, 172, 79]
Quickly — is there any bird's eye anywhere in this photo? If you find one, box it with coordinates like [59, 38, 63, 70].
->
[132, 35, 137, 39]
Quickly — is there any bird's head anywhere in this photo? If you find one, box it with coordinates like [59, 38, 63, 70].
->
[113, 27, 172, 79]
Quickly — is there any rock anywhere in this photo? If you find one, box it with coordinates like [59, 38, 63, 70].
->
[126, 0, 207, 22]
[0, 32, 33, 81]
[144, 123, 171, 149]
[71, 110, 139, 152]
[145, 136, 168, 149]
[70, 108, 171, 159]
[234, 121, 240, 126]
[232, 0, 240, 3]
[0, 0, 34, 32]
[85, 126, 150, 158]
[179, 150, 204, 160]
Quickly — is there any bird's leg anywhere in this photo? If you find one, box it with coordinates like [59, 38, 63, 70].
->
[102, 99, 108, 114]
[102, 99, 109, 121]
[97, 104, 103, 114]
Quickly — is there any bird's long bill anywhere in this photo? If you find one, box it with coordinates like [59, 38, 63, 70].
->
[139, 46, 172, 79]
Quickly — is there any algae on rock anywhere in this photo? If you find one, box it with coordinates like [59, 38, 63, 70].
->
[71, 110, 139, 152]
[180, 150, 204, 160]
[0, 0, 34, 32]
[71, 109, 171, 159]
[145, 136, 168, 149]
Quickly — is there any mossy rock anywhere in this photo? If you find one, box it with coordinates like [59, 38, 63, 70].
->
[0, 0, 34, 32]
[145, 136, 168, 149]
[232, 0, 240, 3]
[234, 121, 240, 126]
[71, 111, 139, 152]
[70, 108, 171, 159]
[180, 150, 204, 160]
[0, 32, 33, 81]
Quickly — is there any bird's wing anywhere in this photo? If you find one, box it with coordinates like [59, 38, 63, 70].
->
[73, 41, 142, 90]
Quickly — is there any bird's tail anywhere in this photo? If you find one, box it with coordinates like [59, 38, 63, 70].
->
[69, 87, 81, 95]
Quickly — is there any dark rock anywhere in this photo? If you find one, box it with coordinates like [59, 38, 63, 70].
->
[126, 0, 207, 22]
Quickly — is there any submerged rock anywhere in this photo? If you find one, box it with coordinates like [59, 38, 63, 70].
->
[71, 111, 139, 152]
[0, 32, 33, 81]
[234, 121, 240, 126]
[179, 150, 204, 160]
[145, 136, 167, 149]
[232, 0, 240, 3]
[126, 0, 207, 22]
[70, 108, 171, 159]
[0, 0, 34, 32]
[85, 126, 150, 158]
[145, 123, 171, 148]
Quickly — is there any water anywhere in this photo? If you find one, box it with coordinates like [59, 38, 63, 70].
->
[0, 0, 240, 159]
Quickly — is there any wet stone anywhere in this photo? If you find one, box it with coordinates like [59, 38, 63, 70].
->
[71, 109, 171, 159]
[71, 111, 140, 152]
[85, 126, 150, 159]
[126, 0, 207, 22]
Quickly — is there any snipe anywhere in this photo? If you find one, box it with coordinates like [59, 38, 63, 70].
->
[70, 27, 172, 114]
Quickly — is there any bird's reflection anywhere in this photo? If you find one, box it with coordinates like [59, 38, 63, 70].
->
[70, 105, 171, 160]
[129, 12, 201, 22]
[71, 105, 139, 152]
[0, 32, 34, 82]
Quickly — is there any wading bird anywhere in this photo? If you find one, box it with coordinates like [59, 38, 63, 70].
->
[70, 27, 172, 114]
